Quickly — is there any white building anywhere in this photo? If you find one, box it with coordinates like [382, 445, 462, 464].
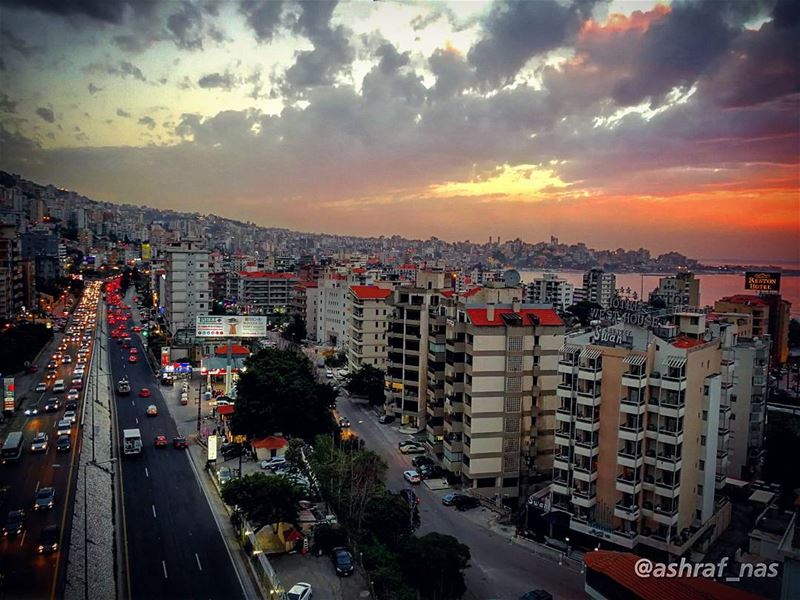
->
[316, 272, 349, 347]
[583, 268, 616, 308]
[162, 239, 210, 334]
[525, 273, 575, 311]
[237, 271, 298, 319]
[347, 285, 393, 371]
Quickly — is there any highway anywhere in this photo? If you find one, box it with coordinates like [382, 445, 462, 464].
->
[106, 291, 246, 600]
[0, 283, 100, 600]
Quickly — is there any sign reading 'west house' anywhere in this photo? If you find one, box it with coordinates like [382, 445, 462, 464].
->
[744, 271, 781, 292]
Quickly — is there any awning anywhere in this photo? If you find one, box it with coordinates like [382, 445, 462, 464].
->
[663, 356, 687, 369]
[623, 354, 647, 367]
[580, 347, 602, 361]
[560, 343, 582, 354]
[216, 404, 234, 416]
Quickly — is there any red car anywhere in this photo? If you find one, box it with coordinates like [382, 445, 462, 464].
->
[129, 347, 138, 355]
[154, 435, 168, 448]
[139, 388, 151, 398]
[172, 437, 188, 449]
[132, 326, 142, 332]
[128, 354, 137, 364]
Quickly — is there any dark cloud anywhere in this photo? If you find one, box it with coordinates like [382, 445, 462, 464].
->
[0, 56, 5, 70]
[138, 115, 156, 129]
[36, 107, 55, 123]
[197, 71, 236, 91]
[468, 0, 596, 88]
[166, 1, 205, 50]
[88, 82, 102, 95]
[84, 60, 147, 81]
[0, 27, 42, 57]
[112, 34, 151, 54]
[410, 6, 456, 31]
[116, 108, 131, 118]
[375, 42, 410, 75]
[0, 92, 16, 113]
[428, 47, 475, 101]
[0, 0, 159, 24]
[239, 0, 284, 43]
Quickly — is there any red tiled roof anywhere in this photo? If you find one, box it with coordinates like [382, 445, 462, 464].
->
[585, 551, 764, 600]
[238, 271, 298, 279]
[440, 290, 455, 298]
[351, 285, 392, 300]
[215, 344, 251, 356]
[717, 295, 768, 307]
[252, 436, 289, 450]
[461, 287, 482, 297]
[466, 307, 562, 327]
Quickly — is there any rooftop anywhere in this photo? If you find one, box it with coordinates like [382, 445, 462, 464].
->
[350, 285, 392, 300]
[238, 271, 298, 279]
[466, 307, 562, 327]
[717, 295, 769, 307]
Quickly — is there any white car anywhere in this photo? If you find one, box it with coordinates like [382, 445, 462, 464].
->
[260, 457, 288, 471]
[399, 444, 426, 455]
[403, 470, 421, 484]
[31, 432, 48, 453]
[56, 419, 72, 436]
[63, 410, 77, 424]
[66, 389, 80, 401]
[35, 383, 47, 393]
[286, 582, 312, 600]
[337, 369, 348, 377]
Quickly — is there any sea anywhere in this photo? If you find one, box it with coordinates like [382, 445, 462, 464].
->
[518, 270, 800, 318]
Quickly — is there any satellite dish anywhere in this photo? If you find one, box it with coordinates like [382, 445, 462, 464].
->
[503, 269, 521, 287]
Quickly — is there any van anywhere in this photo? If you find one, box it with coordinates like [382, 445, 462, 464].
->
[53, 380, 66, 394]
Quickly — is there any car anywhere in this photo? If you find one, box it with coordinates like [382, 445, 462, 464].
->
[377, 414, 395, 424]
[56, 435, 71, 453]
[453, 495, 481, 511]
[45, 371, 56, 381]
[419, 464, 445, 480]
[403, 470, 421, 484]
[337, 369, 348, 377]
[441, 492, 460, 506]
[132, 325, 142, 332]
[338, 416, 351, 428]
[34, 487, 55, 511]
[154, 435, 168, 448]
[44, 398, 61, 412]
[519, 591, 554, 600]
[35, 382, 47, 393]
[331, 546, 354, 576]
[24, 405, 39, 416]
[38, 525, 59, 554]
[260, 457, 288, 470]
[172, 437, 188, 449]
[64, 400, 78, 411]
[31, 432, 48, 453]
[286, 583, 313, 600]
[139, 388, 151, 398]
[400, 444, 426, 455]
[71, 380, 83, 391]
[325, 369, 333, 378]
[398, 439, 419, 449]
[160, 376, 175, 386]
[216, 467, 233, 486]
[128, 354, 138, 363]
[412, 455, 434, 469]
[26, 364, 39, 373]
[400, 488, 419, 506]
[129, 347, 138, 355]
[63, 410, 77, 424]
[2, 510, 25, 537]
[66, 389, 80, 401]
[56, 419, 72, 436]
[62, 355, 71, 364]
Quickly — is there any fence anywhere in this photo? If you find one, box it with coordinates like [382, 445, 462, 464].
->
[238, 517, 287, 599]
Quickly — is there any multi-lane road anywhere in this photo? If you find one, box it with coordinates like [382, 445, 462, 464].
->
[0, 282, 101, 599]
[106, 289, 246, 600]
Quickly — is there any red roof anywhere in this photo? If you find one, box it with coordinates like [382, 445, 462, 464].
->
[215, 344, 251, 356]
[461, 287, 482, 298]
[238, 271, 297, 279]
[441, 290, 455, 298]
[351, 285, 392, 300]
[717, 295, 768, 307]
[399, 263, 417, 270]
[351, 267, 366, 274]
[295, 280, 318, 288]
[672, 336, 704, 349]
[216, 404, 234, 416]
[585, 551, 764, 600]
[466, 307, 562, 327]
[252, 436, 289, 450]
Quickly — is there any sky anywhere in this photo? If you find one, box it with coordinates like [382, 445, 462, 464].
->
[0, 0, 798, 262]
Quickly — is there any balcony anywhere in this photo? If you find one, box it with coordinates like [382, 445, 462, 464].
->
[652, 506, 680, 526]
[553, 455, 570, 471]
[654, 480, 681, 498]
[647, 424, 683, 445]
[718, 426, 730, 443]
[617, 450, 644, 469]
[620, 397, 646, 416]
[656, 454, 682, 472]
[576, 389, 602, 407]
[558, 361, 576, 375]
[575, 415, 600, 433]
[574, 439, 600, 457]
[551, 478, 570, 496]
[578, 366, 603, 382]
[616, 477, 643, 495]
[661, 376, 687, 392]
[556, 407, 573, 423]
[571, 488, 597, 508]
[573, 464, 598, 483]
[619, 423, 645, 442]
[715, 472, 726, 490]
[614, 503, 641, 521]
[556, 384, 574, 400]
[657, 398, 686, 419]
[622, 372, 648, 389]
[644, 450, 657, 466]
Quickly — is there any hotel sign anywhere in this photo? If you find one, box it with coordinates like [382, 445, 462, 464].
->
[745, 271, 781, 292]
[591, 327, 633, 347]
[196, 315, 267, 338]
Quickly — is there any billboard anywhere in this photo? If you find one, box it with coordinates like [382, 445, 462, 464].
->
[208, 434, 218, 462]
[4, 378, 15, 411]
[196, 315, 268, 338]
[745, 271, 781, 292]
[141, 242, 152, 262]
[161, 346, 171, 367]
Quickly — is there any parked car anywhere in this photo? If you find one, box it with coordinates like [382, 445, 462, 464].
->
[403, 470, 421, 484]
[260, 456, 288, 470]
[331, 547, 354, 576]
[453, 495, 481, 511]
[216, 467, 233, 486]
[411, 455, 434, 469]
[419, 464, 446, 480]
[172, 437, 188, 449]
[377, 414, 395, 424]
[400, 444, 426, 455]
[286, 582, 313, 600]
[398, 439, 419, 449]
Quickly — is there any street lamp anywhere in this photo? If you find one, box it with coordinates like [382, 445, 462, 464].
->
[84, 458, 117, 600]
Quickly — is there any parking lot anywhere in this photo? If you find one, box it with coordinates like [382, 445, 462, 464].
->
[271, 553, 371, 600]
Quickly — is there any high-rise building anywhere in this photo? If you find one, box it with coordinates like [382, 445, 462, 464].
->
[162, 239, 210, 334]
[347, 285, 393, 371]
[237, 271, 298, 319]
[316, 271, 349, 347]
[714, 294, 790, 367]
[583, 268, 616, 308]
[650, 271, 700, 308]
[550, 313, 732, 556]
[525, 273, 575, 311]
[0, 225, 23, 320]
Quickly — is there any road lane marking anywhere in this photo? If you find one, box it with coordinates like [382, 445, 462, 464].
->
[152, 504, 157, 518]
[135, 418, 139, 424]
[20, 530, 26, 547]
[195, 553, 202, 571]
[162, 560, 168, 579]
[131, 400, 134, 406]
[145, 467, 149, 478]
[35, 480, 40, 493]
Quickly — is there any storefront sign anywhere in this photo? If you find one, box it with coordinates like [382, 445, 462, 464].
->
[3, 378, 14, 411]
[196, 315, 268, 338]
[745, 271, 781, 292]
[208, 434, 218, 462]
[161, 346, 170, 367]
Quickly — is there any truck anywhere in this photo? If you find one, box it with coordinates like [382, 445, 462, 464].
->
[117, 378, 131, 395]
[123, 429, 142, 456]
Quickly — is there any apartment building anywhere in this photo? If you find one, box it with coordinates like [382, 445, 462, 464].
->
[291, 281, 319, 341]
[237, 271, 298, 319]
[0, 224, 23, 320]
[551, 313, 731, 557]
[583, 268, 616, 308]
[316, 272, 349, 347]
[347, 285, 393, 371]
[162, 239, 210, 334]
[525, 273, 575, 311]
[715, 294, 790, 367]
[649, 271, 700, 308]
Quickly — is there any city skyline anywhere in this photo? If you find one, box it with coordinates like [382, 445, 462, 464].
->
[1, 0, 798, 262]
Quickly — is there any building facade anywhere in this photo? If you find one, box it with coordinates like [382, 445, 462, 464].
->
[347, 285, 393, 371]
[583, 268, 616, 308]
[0, 225, 23, 320]
[525, 273, 575, 311]
[162, 239, 210, 334]
[649, 271, 700, 308]
[237, 271, 298, 320]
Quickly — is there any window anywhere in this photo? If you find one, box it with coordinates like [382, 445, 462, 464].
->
[697, 484, 704, 495]
[504, 396, 521, 412]
[504, 416, 521, 433]
[476, 478, 495, 488]
[507, 355, 522, 372]
[700, 435, 706, 446]
[507, 336, 523, 352]
[699, 460, 705, 471]
[503, 438, 520, 452]
[506, 376, 522, 392]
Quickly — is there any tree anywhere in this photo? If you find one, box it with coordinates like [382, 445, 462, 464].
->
[343, 364, 386, 405]
[325, 350, 347, 368]
[564, 300, 602, 326]
[220, 473, 303, 527]
[231, 348, 336, 440]
[283, 313, 307, 344]
[399, 533, 471, 600]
